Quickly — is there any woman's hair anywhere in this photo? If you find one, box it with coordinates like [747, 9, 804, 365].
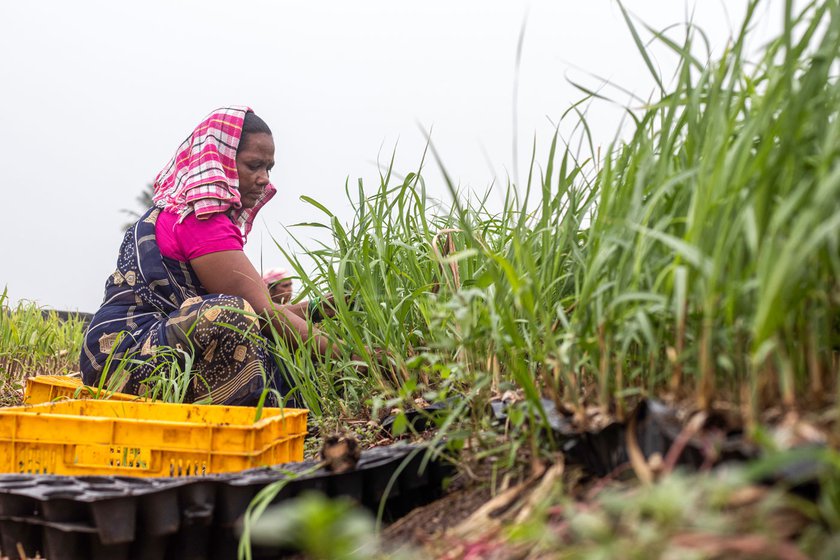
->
[241, 111, 272, 148]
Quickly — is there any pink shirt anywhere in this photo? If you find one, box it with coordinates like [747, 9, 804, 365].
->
[155, 210, 244, 262]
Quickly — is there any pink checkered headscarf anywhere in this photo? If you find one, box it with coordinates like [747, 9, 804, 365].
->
[262, 267, 291, 285]
[152, 106, 276, 240]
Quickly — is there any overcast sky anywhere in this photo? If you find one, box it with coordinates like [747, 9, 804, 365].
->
[0, 1, 788, 311]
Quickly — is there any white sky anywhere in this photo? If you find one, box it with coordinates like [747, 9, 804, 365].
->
[0, 1, 788, 311]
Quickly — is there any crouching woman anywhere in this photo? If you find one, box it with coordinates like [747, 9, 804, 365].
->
[80, 107, 345, 406]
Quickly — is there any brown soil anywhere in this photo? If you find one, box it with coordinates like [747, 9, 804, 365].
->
[382, 476, 493, 549]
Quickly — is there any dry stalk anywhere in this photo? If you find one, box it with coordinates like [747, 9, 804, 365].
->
[661, 411, 707, 476]
[697, 318, 714, 411]
[431, 228, 462, 292]
[807, 327, 824, 398]
[670, 299, 687, 392]
[776, 338, 797, 411]
[487, 350, 500, 395]
[626, 407, 654, 485]
[615, 355, 625, 421]
[514, 460, 564, 524]
[448, 461, 563, 542]
[597, 324, 609, 413]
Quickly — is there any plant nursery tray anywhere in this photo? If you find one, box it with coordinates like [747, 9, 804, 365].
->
[0, 443, 450, 560]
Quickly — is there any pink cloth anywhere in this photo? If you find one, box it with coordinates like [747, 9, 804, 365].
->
[156, 210, 244, 262]
[152, 106, 275, 240]
[262, 268, 290, 285]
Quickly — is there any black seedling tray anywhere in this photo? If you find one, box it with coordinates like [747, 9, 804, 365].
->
[0, 443, 451, 560]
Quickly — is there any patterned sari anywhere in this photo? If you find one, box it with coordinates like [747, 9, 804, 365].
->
[80, 208, 287, 406]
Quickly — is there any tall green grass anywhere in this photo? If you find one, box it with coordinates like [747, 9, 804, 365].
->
[0, 288, 86, 405]
[3, 1, 837, 434]
[270, 0, 840, 429]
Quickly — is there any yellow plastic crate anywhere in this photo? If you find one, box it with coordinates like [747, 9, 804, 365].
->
[24, 375, 140, 405]
[0, 400, 308, 477]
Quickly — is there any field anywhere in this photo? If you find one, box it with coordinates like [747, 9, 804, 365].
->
[0, 289, 85, 407]
[3, 0, 840, 558]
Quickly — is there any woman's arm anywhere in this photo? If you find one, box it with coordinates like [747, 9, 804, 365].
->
[281, 300, 308, 320]
[189, 251, 343, 357]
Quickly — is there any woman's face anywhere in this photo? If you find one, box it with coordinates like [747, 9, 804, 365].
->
[236, 132, 275, 208]
[269, 280, 293, 304]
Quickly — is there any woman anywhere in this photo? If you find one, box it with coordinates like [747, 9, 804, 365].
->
[80, 107, 344, 406]
[263, 268, 294, 305]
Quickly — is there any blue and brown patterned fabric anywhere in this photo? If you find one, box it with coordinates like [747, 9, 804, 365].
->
[80, 208, 286, 405]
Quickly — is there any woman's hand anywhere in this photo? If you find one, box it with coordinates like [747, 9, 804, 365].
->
[190, 250, 329, 354]
[308, 292, 353, 322]
[349, 353, 369, 376]
[319, 293, 339, 319]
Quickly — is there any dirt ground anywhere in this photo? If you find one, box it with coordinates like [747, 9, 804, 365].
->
[383, 472, 495, 548]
